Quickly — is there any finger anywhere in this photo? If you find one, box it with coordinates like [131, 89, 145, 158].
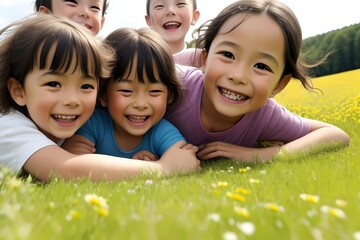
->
[181, 143, 193, 150]
[174, 140, 187, 148]
[143, 156, 152, 161]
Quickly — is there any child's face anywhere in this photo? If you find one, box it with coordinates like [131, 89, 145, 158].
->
[43, 0, 105, 35]
[145, 0, 199, 52]
[17, 52, 98, 143]
[101, 58, 169, 141]
[201, 13, 287, 121]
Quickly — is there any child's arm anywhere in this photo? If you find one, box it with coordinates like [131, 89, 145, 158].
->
[173, 48, 202, 67]
[24, 141, 201, 182]
[196, 119, 349, 163]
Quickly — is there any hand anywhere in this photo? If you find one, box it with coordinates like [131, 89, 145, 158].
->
[180, 143, 199, 151]
[61, 134, 96, 154]
[132, 151, 159, 161]
[197, 141, 241, 160]
[197, 141, 279, 163]
[157, 141, 201, 175]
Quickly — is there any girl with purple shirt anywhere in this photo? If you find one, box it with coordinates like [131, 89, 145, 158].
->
[165, 0, 349, 163]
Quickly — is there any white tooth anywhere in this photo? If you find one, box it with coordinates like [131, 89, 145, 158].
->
[130, 116, 146, 120]
[221, 88, 244, 100]
[54, 115, 75, 120]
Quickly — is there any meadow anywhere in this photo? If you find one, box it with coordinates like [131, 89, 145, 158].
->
[1, 69, 360, 240]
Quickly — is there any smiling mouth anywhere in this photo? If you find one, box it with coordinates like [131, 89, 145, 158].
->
[163, 21, 181, 30]
[219, 87, 249, 101]
[52, 115, 78, 122]
[127, 115, 149, 123]
[80, 22, 92, 30]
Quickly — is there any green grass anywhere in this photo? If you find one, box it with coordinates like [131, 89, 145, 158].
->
[1, 70, 360, 240]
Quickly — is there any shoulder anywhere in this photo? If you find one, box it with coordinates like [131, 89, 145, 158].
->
[173, 48, 202, 67]
[0, 110, 56, 173]
[258, 98, 286, 114]
[149, 119, 183, 138]
[176, 65, 204, 87]
[0, 110, 37, 128]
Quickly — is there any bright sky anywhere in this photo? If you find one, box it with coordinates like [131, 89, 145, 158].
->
[0, 0, 359, 40]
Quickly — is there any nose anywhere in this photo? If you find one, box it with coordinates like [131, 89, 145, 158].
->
[78, 6, 90, 18]
[132, 94, 149, 110]
[63, 90, 81, 108]
[166, 6, 176, 16]
[228, 67, 248, 85]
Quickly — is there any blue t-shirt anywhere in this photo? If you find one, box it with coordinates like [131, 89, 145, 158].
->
[76, 107, 186, 158]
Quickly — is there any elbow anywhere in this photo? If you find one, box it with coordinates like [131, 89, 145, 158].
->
[341, 131, 350, 146]
[330, 127, 350, 147]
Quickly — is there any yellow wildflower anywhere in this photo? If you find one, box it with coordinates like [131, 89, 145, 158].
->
[84, 194, 109, 209]
[235, 187, 251, 195]
[299, 193, 319, 204]
[239, 168, 247, 173]
[226, 192, 246, 202]
[234, 206, 250, 218]
[95, 206, 109, 217]
[66, 210, 81, 221]
[264, 203, 285, 212]
[320, 205, 346, 219]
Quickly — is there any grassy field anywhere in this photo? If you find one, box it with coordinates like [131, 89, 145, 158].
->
[1, 70, 360, 240]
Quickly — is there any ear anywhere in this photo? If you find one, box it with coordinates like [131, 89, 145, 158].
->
[167, 94, 175, 105]
[200, 48, 208, 73]
[7, 78, 26, 106]
[145, 15, 152, 27]
[272, 74, 291, 96]
[191, 10, 200, 25]
[38, 6, 51, 14]
[100, 16, 105, 30]
[99, 95, 108, 107]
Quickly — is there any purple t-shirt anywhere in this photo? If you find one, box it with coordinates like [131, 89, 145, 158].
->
[164, 66, 310, 147]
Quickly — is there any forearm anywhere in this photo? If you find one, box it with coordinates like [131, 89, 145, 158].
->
[23, 146, 163, 182]
[239, 125, 350, 163]
[283, 125, 349, 152]
[58, 154, 163, 181]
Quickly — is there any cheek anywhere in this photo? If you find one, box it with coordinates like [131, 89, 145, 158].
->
[81, 93, 97, 115]
[155, 95, 169, 114]
[27, 92, 54, 111]
[178, 11, 191, 24]
[106, 93, 127, 111]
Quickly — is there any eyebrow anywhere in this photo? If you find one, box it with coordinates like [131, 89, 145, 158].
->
[40, 71, 97, 81]
[217, 40, 280, 67]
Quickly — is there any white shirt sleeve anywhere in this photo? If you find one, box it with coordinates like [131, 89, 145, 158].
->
[0, 110, 56, 174]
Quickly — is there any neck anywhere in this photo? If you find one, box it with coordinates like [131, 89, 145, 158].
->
[113, 124, 143, 151]
[170, 41, 186, 54]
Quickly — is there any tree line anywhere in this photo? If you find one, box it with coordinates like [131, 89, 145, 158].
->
[302, 22, 360, 77]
